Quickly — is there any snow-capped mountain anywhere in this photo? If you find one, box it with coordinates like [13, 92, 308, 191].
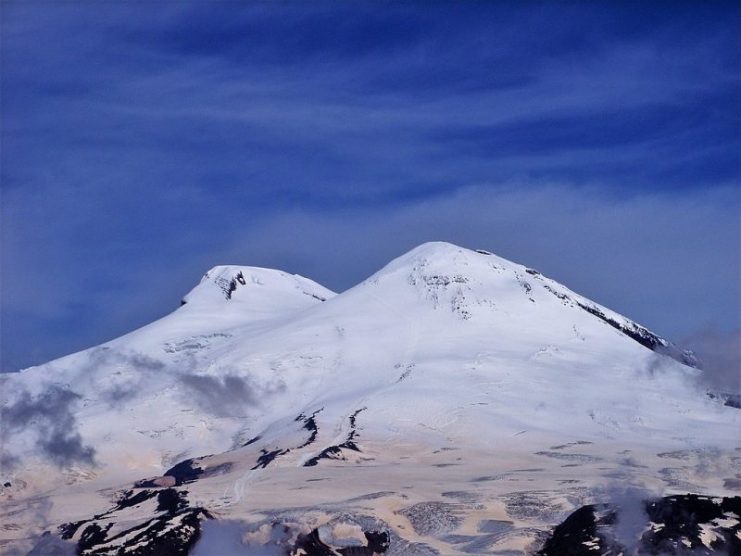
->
[1, 242, 738, 555]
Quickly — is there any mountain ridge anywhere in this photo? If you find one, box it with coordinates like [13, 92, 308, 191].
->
[1, 242, 737, 555]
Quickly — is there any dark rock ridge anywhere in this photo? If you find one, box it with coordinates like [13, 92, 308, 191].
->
[524, 267, 697, 367]
[160, 459, 202, 486]
[135, 456, 231, 488]
[304, 407, 366, 467]
[291, 528, 390, 555]
[252, 447, 290, 469]
[216, 270, 247, 300]
[707, 392, 741, 409]
[538, 494, 741, 555]
[58, 488, 212, 556]
[297, 408, 324, 449]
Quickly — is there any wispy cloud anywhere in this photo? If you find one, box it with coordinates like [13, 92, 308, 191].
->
[1, 386, 95, 468]
[682, 328, 741, 394]
[1, 2, 738, 370]
[177, 372, 286, 418]
[192, 519, 287, 556]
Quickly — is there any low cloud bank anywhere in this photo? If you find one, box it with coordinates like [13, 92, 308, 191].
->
[1, 386, 95, 468]
[177, 372, 285, 417]
[192, 519, 290, 556]
[683, 328, 741, 394]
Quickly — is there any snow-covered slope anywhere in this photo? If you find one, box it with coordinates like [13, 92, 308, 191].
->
[1, 243, 738, 555]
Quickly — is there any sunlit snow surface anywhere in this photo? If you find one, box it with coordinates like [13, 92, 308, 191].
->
[1, 243, 738, 554]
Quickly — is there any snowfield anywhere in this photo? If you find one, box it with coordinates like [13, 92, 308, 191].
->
[1, 242, 738, 555]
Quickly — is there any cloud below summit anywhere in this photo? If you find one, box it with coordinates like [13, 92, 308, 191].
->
[1, 386, 95, 468]
[683, 329, 741, 395]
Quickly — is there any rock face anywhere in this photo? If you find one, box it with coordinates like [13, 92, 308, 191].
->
[58, 488, 212, 556]
[539, 495, 741, 555]
[1, 242, 738, 555]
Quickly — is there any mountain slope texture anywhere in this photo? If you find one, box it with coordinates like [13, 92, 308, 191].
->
[1, 242, 738, 555]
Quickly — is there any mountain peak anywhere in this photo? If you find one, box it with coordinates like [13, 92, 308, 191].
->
[355, 242, 694, 366]
[367, 241, 520, 282]
[180, 265, 335, 315]
[2, 243, 734, 556]
[397, 241, 501, 260]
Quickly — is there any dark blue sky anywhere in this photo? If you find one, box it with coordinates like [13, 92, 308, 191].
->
[1, 1, 739, 372]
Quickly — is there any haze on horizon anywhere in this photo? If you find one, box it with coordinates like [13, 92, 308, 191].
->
[1, 1, 739, 373]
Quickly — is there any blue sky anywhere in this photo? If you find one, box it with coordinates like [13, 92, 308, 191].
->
[1, 1, 739, 372]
